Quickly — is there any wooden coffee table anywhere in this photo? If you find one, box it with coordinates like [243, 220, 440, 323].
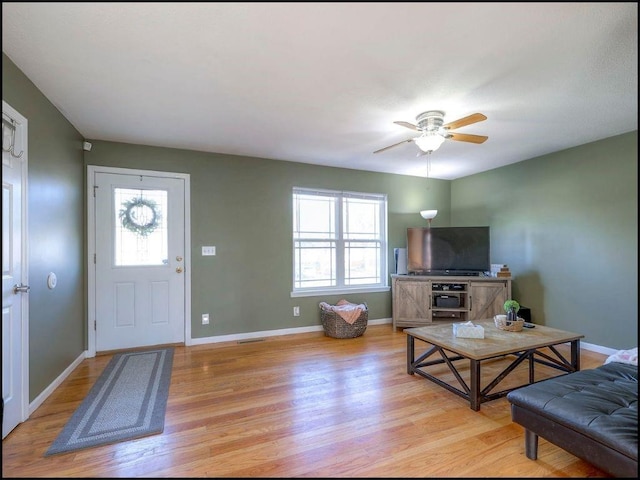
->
[405, 320, 584, 410]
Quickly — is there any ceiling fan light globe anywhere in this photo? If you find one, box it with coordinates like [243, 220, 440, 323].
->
[415, 133, 445, 152]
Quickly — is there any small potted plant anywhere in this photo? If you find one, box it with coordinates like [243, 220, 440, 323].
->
[503, 300, 520, 323]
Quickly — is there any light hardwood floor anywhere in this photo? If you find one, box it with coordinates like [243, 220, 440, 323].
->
[2, 324, 611, 478]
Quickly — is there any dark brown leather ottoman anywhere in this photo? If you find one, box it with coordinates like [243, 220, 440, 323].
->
[507, 362, 638, 478]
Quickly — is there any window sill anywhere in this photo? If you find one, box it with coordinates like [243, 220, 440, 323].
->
[290, 286, 390, 298]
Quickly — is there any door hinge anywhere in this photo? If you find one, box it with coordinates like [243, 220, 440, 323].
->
[94, 320, 97, 331]
[93, 185, 98, 197]
[94, 253, 96, 264]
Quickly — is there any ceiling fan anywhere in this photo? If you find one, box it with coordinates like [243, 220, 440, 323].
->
[374, 111, 488, 155]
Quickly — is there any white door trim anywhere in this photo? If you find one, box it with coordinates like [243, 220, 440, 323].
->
[87, 165, 192, 357]
[2, 100, 29, 436]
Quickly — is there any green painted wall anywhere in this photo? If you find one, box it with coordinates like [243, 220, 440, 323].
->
[3, 53, 86, 401]
[452, 131, 638, 349]
[85, 142, 450, 337]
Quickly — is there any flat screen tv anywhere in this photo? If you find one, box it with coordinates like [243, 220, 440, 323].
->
[406, 226, 490, 275]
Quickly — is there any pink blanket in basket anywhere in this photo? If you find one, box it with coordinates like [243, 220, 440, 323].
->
[319, 299, 366, 324]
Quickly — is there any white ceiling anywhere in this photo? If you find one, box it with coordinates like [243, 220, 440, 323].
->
[2, 2, 637, 180]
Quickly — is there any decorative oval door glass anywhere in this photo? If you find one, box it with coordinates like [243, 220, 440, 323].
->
[114, 188, 168, 266]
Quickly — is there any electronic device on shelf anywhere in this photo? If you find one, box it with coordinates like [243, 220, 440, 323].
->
[432, 311, 462, 318]
[434, 295, 460, 308]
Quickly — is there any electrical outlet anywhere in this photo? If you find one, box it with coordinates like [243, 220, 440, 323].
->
[202, 313, 210, 325]
[293, 306, 300, 316]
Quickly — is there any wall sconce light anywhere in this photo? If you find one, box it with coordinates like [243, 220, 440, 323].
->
[420, 209, 438, 226]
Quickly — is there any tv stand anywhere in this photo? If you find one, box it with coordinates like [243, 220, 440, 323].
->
[391, 274, 512, 329]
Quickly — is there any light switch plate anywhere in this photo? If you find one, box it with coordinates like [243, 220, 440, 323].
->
[202, 246, 216, 256]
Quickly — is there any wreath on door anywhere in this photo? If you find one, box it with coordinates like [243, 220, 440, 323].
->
[119, 197, 160, 237]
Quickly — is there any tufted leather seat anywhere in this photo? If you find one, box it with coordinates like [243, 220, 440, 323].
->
[507, 362, 638, 478]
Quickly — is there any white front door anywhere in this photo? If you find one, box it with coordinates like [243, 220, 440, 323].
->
[92, 170, 187, 352]
[2, 102, 29, 439]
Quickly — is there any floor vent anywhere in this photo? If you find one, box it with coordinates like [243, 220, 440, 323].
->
[237, 338, 266, 344]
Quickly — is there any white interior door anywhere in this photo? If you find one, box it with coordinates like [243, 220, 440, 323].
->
[93, 171, 186, 352]
[2, 102, 29, 439]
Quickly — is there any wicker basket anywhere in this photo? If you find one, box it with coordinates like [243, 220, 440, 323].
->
[494, 314, 525, 332]
[320, 303, 368, 338]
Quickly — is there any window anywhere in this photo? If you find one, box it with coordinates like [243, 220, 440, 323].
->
[114, 188, 168, 266]
[292, 187, 388, 296]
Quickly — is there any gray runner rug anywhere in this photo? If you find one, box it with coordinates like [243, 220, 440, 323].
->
[45, 347, 174, 456]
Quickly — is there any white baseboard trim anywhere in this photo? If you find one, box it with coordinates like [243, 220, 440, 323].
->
[580, 341, 617, 357]
[29, 351, 87, 416]
[190, 317, 393, 346]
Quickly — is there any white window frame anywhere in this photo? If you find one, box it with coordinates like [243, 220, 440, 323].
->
[291, 187, 389, 298]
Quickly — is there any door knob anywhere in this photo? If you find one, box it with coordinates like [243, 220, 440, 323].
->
[13, 284, 31, 294]
[176, 267, 184, 273]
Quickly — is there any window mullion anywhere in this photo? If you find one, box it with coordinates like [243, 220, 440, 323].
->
[335, 194, 345, 287]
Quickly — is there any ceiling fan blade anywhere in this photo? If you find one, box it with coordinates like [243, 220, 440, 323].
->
[448, 132, 488, 144]
[373, 138, 414, 154]
[443, 113, 487, 130]
[393, 121, 419, 131]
